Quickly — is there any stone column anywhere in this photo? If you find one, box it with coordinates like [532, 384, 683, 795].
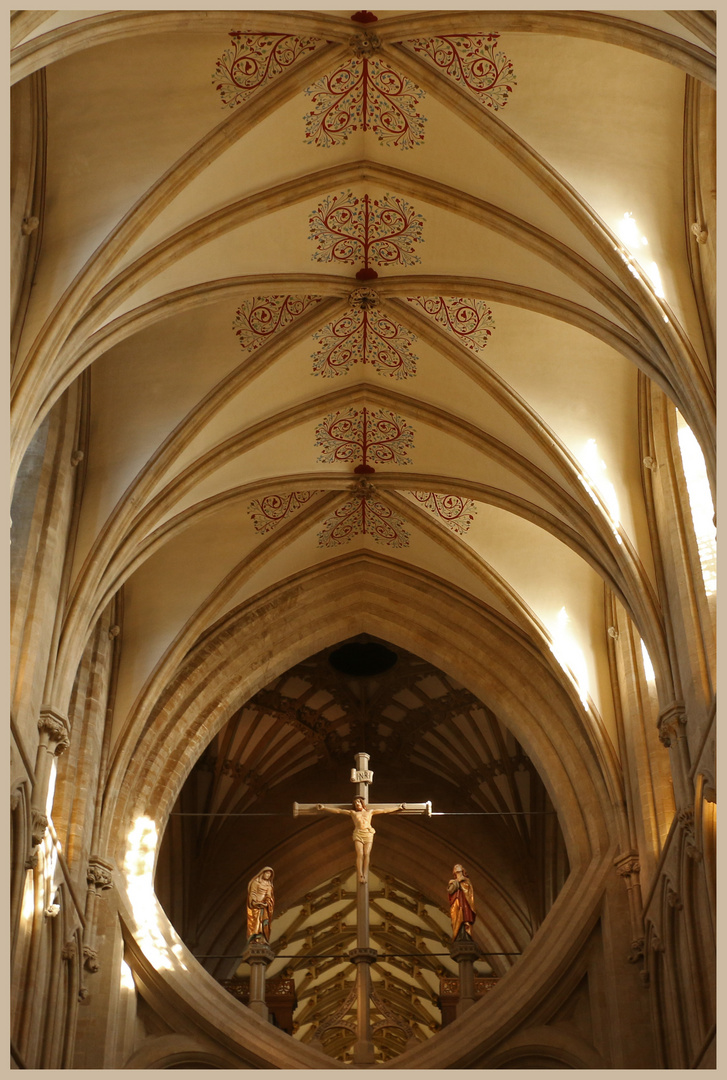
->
[242, 941, 275, 1021]
[30, 707, 70, 846]
[658, 702, 692, 809]
[449, 937, 479, 1016]
[615, 852, 645, 965]
[349, 946, 377, 1064]
[83, 858, 114, 975]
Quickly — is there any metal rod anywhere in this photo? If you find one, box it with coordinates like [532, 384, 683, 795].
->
[195, 951, 521, 959]
[171, 810, 557, 817]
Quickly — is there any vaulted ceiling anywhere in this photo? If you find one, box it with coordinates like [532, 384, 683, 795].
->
[11, 7, 715, 1065]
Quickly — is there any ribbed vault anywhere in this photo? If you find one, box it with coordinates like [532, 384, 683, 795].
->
[10, 7, 715, 1071]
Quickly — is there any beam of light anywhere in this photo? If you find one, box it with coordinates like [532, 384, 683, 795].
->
[21, 874, 35, 921]
[614, 212, 666, 300]
[547, 607, 590, 711]
[120, 958, 136, 992]
[677, 415, 716, 596]
[123, 816, 188, 973]
[45, 759, 57, 818]
[578, 438, 622, 542]
[640, 640, 655, 682]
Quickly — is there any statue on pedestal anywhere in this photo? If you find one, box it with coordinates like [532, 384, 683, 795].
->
[448, 864, 476, 940]
[247, 867, 275, 943]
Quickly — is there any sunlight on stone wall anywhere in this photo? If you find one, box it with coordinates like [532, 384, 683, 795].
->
[124, 816, 188, 973]
[615, 211, 666, 300]
[676, 414, 716, 596]
[578, 438, 621, 541]
[546, 606, 590, 710]
[640, 640, 656, 682]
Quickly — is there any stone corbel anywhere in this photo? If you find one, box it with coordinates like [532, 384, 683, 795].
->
[31, 809, 49, 847]
[658, 701, 693, 808]
[627, 937, 645, 964]
[83, 946, 100, 973]
[657, 701, 686, 748]
[62, 941, 77, 962]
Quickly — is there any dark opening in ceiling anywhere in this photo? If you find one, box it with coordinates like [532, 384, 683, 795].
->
[328, 641, 398, 678]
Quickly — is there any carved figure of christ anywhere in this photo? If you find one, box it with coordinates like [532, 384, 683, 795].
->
[316, 797, 405, 883]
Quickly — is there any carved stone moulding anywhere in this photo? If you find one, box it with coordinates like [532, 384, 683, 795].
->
[87, 857, 115, 892]
[38, 705, 71, 755]
[657, 700, 686, 748]
[31, 808, 49, 847]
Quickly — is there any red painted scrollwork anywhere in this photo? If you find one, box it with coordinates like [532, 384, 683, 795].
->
[318, 496, 409, 547]
[233, 295, 321, 352]
[407, 296, 495, 351]
[309, 192, 424, 275]
[315, 407, 414, 468]
[411, 33, 516, 110]
[213, 32, 321, 109]
[247, 492, 318, 534]
[411, 491, 477, 535]
[312, 309, 417, 378]
[304, 58, 425, 149]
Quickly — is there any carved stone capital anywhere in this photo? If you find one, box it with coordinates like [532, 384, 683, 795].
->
[658, 701, 686, 747]
[78, 986, 90, 1003]
[614, 852, 641, 878]
[11, 790, 21, 812]
[83, 946, 100, 973]
[627, 937, 645, 964]
[62, 941, 77, 962]
[25, 852, 38, 871]
[241, 941, 275, 966]
[38, 707, 71, 755]
[31, 809, 48, 847]
[87, 859, 114, 892]
[349, 287, 379, 311]
[45, 903, 60, 918]
[450, 938, 480, 964]
[350, 30, 380, 58]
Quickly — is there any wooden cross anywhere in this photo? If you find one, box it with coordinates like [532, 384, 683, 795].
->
[294, 751, 431, 1064]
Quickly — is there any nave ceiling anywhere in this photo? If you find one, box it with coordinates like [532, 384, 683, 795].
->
[9, 7, 716, 1068]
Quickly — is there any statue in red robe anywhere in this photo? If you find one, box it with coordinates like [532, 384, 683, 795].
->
[448, 864, 476, 939]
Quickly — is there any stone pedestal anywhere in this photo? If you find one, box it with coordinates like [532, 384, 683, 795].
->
[450, 937, 479, 1017]
[241, 941, 275, 1021]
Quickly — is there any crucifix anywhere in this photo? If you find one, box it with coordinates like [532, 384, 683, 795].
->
[294, 751, 432, 1065]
